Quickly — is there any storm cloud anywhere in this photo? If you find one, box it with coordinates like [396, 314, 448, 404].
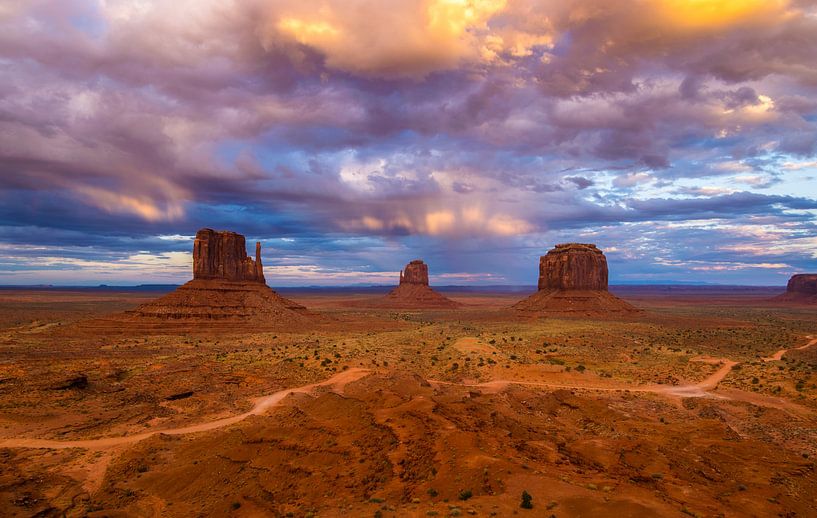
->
[0, 0, 816, 285]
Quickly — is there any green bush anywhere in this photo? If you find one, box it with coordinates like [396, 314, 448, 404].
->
[520, 490, 533, 509]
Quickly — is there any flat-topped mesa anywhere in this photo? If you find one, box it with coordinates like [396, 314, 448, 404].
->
[787, 274, 817, 295]
[400, 260, 429, 286]
[193, 228, 265, 283]
[538, 243, 608, 291]
[514, 243, 637, 313]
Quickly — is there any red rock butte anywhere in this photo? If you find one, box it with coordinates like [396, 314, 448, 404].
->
[193, 228, 265, 283]
[400, 260, 429, 286]
[773, 274, 817, 304]
[514, 243, 637, 314]
[84, 228, 311, 332]
[380, 260, 460, 308]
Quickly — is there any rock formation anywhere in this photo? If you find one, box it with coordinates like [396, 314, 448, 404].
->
[89, 228, 311, 331]
[514, 243, 637, 314]
[380, 260, 460, 308]
[773, 274, 817, 303]
[400, 260, 429, 286]
[787, 274, 817, 296]
[537, 243, 608, 291]
[193, 229, 265, 283]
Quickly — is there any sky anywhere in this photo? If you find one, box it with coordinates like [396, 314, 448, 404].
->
[1, 0, 817, 286]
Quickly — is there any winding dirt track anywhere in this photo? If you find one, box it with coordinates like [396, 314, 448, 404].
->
[763, 336, 816, 362]
[0, 368, 371, 451]
[429, 357, 738, 398]
[1, 337, 814, 451]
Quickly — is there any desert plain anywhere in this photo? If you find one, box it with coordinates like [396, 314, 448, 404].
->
[1, 285, 816, 517]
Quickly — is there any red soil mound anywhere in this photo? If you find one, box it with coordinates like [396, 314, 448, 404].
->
[381, 283, 461, 309]
[513, 289, 638, 313]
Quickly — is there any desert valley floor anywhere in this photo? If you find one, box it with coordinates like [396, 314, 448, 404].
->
[1, 286, 816, 517]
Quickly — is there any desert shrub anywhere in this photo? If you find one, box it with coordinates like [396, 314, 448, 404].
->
[458, 489, 473, 501]
[520, 490, 533, 509]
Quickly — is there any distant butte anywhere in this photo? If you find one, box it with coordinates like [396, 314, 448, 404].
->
[773, 274, 817, 304]
[513, 243, 638, 314]
[380, 260, 461, 308]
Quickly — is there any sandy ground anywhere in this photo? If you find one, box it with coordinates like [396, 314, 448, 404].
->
[1, 287, 816, 517]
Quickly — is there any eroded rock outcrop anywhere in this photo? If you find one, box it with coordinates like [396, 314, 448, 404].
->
[787, 274, 817, 295]
[88, 228, 311, 331]
[514, 243, 637, 314]
[400, 260, 429, 286]
[193, 228, 264, 283]
[773, 274, 817, 303]
[538, 243, 608, 291]
[380, 260, 460, 308]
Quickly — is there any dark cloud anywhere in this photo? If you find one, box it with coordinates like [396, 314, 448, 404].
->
[0, 0, 816, 285]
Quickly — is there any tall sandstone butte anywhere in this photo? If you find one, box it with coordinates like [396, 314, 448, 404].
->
[193, 228, 265, 283]
[538, 243, 608, 291]
[89, 228, 310, 331]
[400, 260, 429, 286]
[514, 243, 637, 313]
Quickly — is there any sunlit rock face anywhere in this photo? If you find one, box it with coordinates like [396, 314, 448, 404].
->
[538, 243, 608, 292]
[400, 260, 430, 286]
[787, 274, 817, 295]
[193, 229, 265, 283]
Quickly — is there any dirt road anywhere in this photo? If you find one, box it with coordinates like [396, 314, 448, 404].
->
[2, 336, 814, 451]
[0, 368, 371, 451]
[763, 336, 816, 362]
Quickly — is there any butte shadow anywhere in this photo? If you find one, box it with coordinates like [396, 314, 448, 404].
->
[513, 243, 639, 315]
[82, 228, 315, 332]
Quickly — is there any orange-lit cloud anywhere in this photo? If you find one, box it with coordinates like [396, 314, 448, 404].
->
[344, 207, 532, 236]
[655, 0, 790, 29]
[264, 0, 527, 76]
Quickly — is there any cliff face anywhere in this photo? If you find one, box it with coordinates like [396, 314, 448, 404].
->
[193, 228, 265, 283]
[787, 274, 817, 295]
[400, 260, 429, 286]
[538, 243, 608, 291]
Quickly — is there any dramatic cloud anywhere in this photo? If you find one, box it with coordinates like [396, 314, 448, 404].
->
[0, 0, 816, 285]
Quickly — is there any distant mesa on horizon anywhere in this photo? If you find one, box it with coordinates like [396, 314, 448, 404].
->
[514, 243, 639, 314]
[773, 273, 817, 304]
